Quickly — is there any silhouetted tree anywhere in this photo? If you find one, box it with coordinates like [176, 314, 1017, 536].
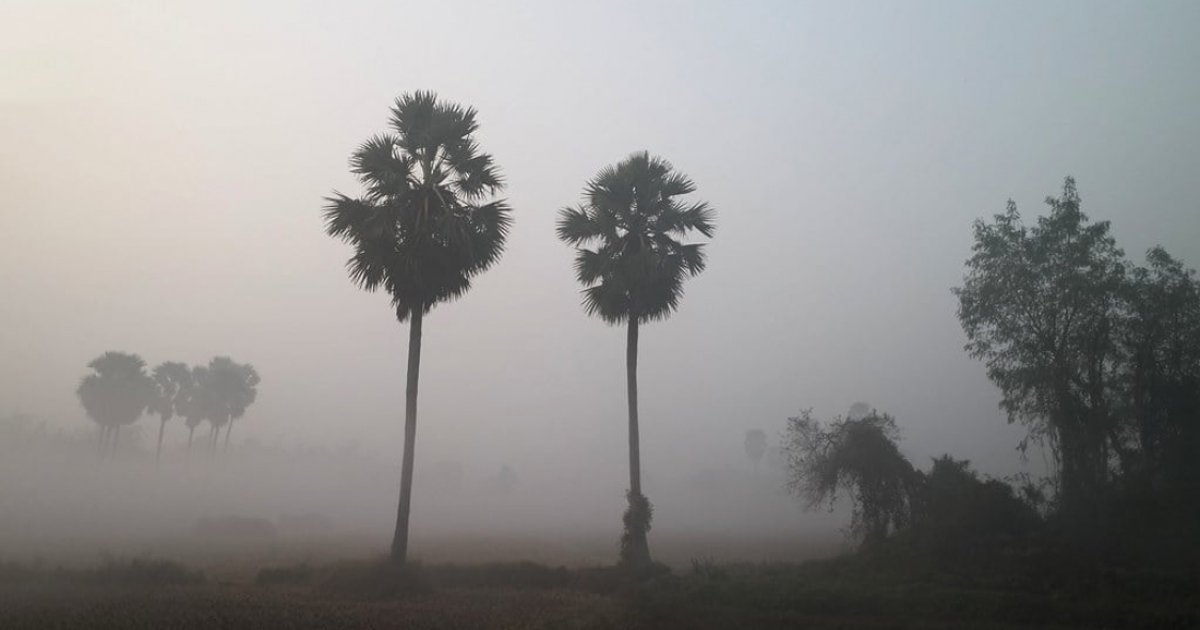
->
[557, 152, 715, 568]
[1117, 247, 1200, 523]
[847, 402, 871, 421]
[909, 455, 1040, 561]
[149, 361, 192, 468]
[178, 365, 208, 458]
[954, 177, 1126, 520]
[744, 429, 767, 475]
[784, 409, 917, 544]
[198, 357, 259, 454]
[76, 352, 155, 460]
[323, 91, 512, 564]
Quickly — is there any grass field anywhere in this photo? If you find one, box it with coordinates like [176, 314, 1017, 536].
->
[2, 551, 1196, 629]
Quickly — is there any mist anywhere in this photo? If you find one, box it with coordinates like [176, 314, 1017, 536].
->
[1, 1, 1199, 627]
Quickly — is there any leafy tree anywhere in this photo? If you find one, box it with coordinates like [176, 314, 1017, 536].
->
[557, 152, 715, 568]
[953, 177, 1126, 518]
[323, 91, 512, 564]
[784, 409, 917, 544]
[76, 352, 155, 459]
[149, 361, 192, 468]
[1118, 247, 1200, 517]
[744, 429, 767, 475]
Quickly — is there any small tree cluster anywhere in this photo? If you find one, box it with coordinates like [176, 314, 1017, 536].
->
[77, 352, 259, 462]
[954, 177, 1200, 536]
[784, 408, 1040, 557]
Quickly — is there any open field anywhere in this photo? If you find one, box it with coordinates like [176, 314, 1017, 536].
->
[2, 552, 1196, 630]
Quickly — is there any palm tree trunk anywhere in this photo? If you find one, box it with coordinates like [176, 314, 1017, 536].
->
[97, 425, 107, 459]
[628, 318, 642, 496]
[156, 418, 167, 469]
[624, 316, 652, 567]
[391, 309, 423, 563]
[224, 417, 234, 452]
[187, 426, 195, 455]
[111, 425, 121, 460]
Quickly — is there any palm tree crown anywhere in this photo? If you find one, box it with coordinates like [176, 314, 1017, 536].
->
[77, 351, 155, 429]
[557, 152, 714, 323]
[323, 91, 513, 321]
[150, 361, 193, 422]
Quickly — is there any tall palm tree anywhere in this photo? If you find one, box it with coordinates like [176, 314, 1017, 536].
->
[323, 91, 512, 564]
[556, 152, 715, 567]
[149, 361, 192, 468]
[77, 351, 156, 460]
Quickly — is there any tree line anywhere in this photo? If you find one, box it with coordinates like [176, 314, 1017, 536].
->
[784, 178, 1199, 566]
[77, 352, 259, 465]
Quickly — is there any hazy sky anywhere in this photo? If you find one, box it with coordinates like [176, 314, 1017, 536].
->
[2, 0, 1199, 484]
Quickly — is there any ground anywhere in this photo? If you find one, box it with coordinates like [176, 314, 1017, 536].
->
[1, 554, 1195, 629]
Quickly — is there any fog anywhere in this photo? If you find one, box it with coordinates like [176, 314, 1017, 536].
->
[2, 0, 1198, 570]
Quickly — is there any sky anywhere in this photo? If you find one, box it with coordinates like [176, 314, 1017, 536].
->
[2, 0, 1199, 493]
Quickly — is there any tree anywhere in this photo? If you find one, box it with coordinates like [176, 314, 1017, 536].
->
[1119, 247, 1200, 514]
[953, 177, 1126, 519]
[199, 356, 259, 454]
[323, 91, 512, 564]
[178, 365, 208, 457]
[149, 361, 192, 468]
[783, 409, 917, 544]
[76, 352, 155, 460]
[744, 429, 767, 475]
[556, 152, 715, 567]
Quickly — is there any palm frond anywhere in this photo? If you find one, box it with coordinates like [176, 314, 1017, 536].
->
[557, 152, 716, 325]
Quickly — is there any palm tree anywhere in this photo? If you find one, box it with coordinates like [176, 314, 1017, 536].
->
[556, 152, 715, 567]
[209, 356, 259, 452]
[322, 91, 512, 564]
[178, 365, 208, 458]
[149, 361, 192, 468]
[77, 352, 156, 460]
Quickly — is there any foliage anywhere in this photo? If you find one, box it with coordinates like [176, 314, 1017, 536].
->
[556, 152, 714, 325]
[954, 177, 1127, 517]
[620, 491, 654, 568]
[954, 177, 1200, 542]
[76, 352, 156, 431]
[195, 356, 260, 430]
[148, 362, 192, 423]
[323, 91, 512, 322]
[783, 409, 918, 543]
[908, 456, 1041, 561]
[1117, 247, 1200, 517]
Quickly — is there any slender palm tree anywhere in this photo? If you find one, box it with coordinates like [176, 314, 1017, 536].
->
[556, 152, 715, 567]
[77, 352, 156, 460]
[179, 365, 208, 458]
[149, 361, 192, 468]
[323, 91, 512, 564]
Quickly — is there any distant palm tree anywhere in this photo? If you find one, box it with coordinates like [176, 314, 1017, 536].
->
[195, 356, 259, 455]
[77, 352, 156, 460]
[323, 91, 512, 564]
[178, 365, 208, 458]
[556, 152, 715, 567]
[149, 361, 192, 468]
